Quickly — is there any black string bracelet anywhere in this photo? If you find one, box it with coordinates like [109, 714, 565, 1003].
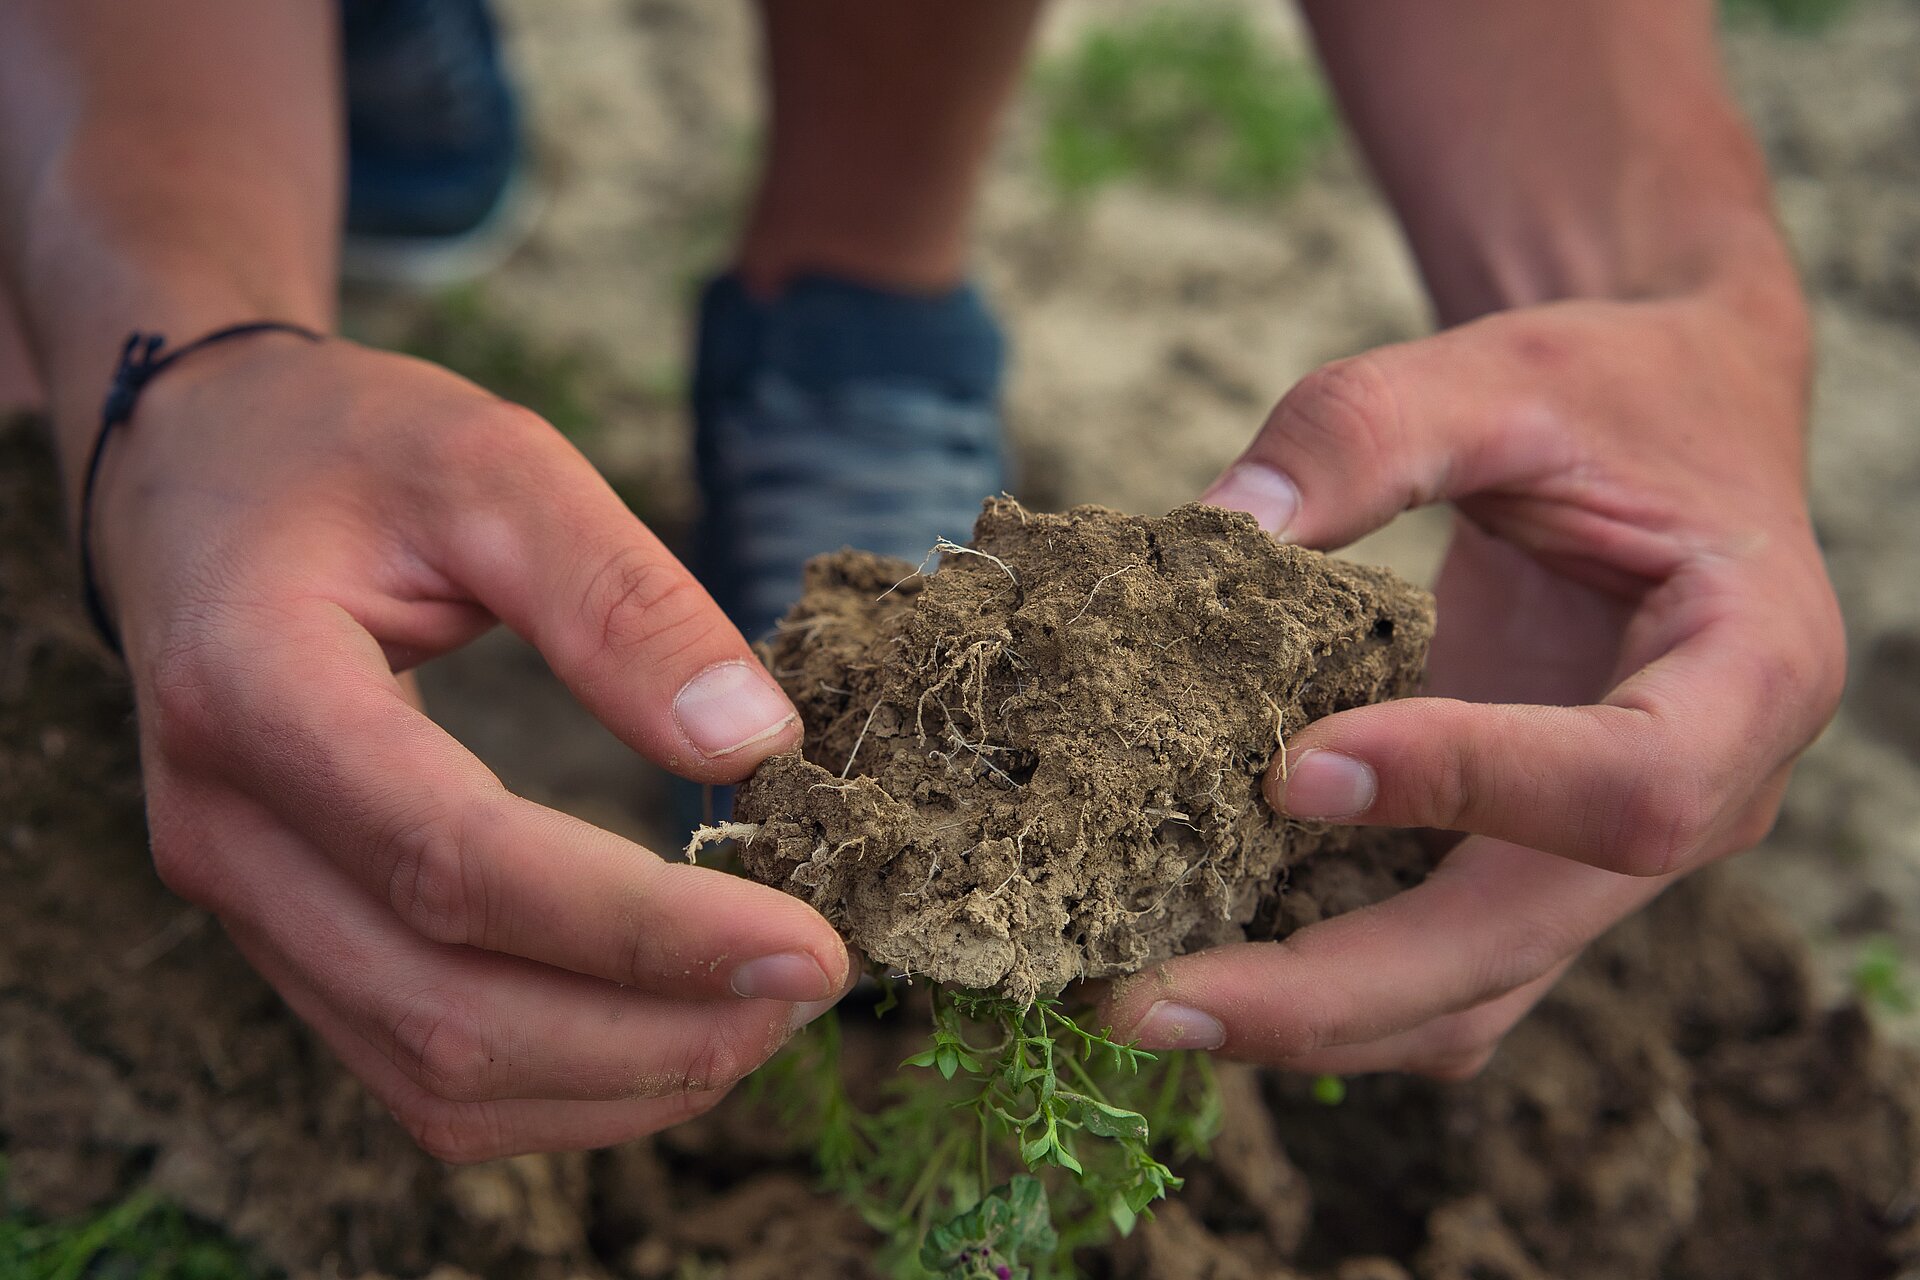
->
[79, 321, 325, 657]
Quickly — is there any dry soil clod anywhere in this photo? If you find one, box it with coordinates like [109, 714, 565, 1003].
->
[730, 498, 1435, 1001]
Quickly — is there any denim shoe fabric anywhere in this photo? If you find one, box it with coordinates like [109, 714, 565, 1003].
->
[679, 273, 1009, 832]
[340, 0, 531, 284]
[691, 273, 1010, 645]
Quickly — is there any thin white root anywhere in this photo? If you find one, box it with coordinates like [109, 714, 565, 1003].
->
[934, 537, 1020, 589]
[873, 533, 1017, 603]
[842, 700, 886, 777]
[683, 821, 763, 864]
[1065, 563, 1139, 626]
[903, 857, 941, 902]
[1264, 693, 1289, 778]
[876, 546, 940, 601]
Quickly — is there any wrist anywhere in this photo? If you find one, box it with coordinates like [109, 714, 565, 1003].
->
[81, 326, 334, 657]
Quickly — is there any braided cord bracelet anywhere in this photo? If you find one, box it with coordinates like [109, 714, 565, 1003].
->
[79, 321, 325, 656]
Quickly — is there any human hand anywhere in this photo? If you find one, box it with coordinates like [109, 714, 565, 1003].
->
[1102, 288, 1843, 1077]
[96, 333, 852, 1159]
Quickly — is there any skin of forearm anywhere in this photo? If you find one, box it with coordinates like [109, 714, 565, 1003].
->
[0, 1, 339, 497]
[1301, 0, 1803, 344]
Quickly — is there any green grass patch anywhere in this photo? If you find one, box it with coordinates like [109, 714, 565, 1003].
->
[1854, 936, 1915, 1016]
[0, 1159, 269, 1280]
[397, 284, 597, 440]
[1034, 8, 1335, 203]
[1722, 0, 1858, 33]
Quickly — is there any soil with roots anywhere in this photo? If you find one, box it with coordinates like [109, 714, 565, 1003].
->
[728, 497, 1434, 1001]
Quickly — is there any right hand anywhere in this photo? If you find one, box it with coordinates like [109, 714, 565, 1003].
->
[94, 332, 851, 1161]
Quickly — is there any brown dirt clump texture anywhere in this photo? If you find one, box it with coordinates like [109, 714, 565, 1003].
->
[731, 497, 1433, 1000]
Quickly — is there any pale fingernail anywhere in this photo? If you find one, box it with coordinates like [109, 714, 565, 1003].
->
[1281, 749, 1377, 820]
[790, 996, 841, 1031]
[1133, 1001, 1226, 1051]
[1202, 464, 1301, 538]
[674, 661, 798, 758]
[731, 951, 834, 1001]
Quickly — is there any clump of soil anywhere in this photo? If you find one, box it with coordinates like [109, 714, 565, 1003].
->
[730, 498, 1433, 1001]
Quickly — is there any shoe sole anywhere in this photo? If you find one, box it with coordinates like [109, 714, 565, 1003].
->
[340, 168, 545, 289]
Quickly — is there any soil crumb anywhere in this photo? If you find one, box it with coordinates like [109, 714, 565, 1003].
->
[730, 497, 1433, 1000]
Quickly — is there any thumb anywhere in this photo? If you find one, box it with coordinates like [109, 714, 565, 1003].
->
[1202, 316, 1579, 549]
[433, 410, 799, 783]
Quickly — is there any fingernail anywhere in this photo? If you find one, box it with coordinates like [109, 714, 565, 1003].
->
[1281, 749, 1377, 820]
[1202, 464, 1301, 538]
[731, 951, 834, 1001]
[790, 996, 841, 1031]
[1133, 1001, 1226, 1051]
[674, 661, 798, 758]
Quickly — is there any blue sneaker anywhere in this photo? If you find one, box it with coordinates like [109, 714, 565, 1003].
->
[340, 0, 537, 286]
[679, 272, 1010, 830]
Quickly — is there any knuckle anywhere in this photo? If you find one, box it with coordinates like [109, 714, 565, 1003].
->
[1420, 1046, 1497, 1083]
[147, 824, 220, 909]
[381, 797, 499, 946]
[1273, 355, 1402, 475]
[1402, 702, 1476, 830]
[1258, 942, 1341, 1060]
[146, 641, 228, 762]
[1726, 792, 1784, 853]
[666, 1020, 774, 1096]
[396, 1096, 509, 1165]
[1614, 770, 1712, 877]
[1476, 926, 1568, 1004]
[431, 401, 554, 476]
[391, 996, 498, 1103]
[578, 547, 720, 667]
[653, 1085, 733, 1132]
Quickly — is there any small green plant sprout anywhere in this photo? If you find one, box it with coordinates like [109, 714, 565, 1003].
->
[752, 985, 1222, 1279]
[1853, 936, 1915, 1016]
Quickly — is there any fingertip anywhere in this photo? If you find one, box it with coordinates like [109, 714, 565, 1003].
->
[1202, 463, 1302, 540]
[1130, 1000, 1227, 1052]
[672, 660, 801, 768]
[1273, 748, 1378, 821]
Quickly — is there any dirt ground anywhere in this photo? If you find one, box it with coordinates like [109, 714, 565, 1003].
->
[5, 1, 1920, 1277]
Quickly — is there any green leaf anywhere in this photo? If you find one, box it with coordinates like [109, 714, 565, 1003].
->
[919, 1176, 1058, 1277]
[1108, 1193, 1138, 1237]
[1311, 1073, 1347, 1107]
[1019, 1132, 1054, 1167]
[1076, 1099, 1150, 1142]
[903, 1048, 939, 1070]
[937, 1044, 960, 1080]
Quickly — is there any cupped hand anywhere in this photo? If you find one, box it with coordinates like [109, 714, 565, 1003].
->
[94, 333, 852, 1160]
[1102, 288, 1844, 1078]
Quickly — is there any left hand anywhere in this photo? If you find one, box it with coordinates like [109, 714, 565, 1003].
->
[1100, 287, 1844, 1078]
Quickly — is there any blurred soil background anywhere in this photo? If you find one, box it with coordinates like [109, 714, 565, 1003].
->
[6, 0, 1920, 1274]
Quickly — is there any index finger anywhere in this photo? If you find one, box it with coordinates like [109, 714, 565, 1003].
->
[1100, 835, 1668, 1061]
[1267, 567, 1838, 878]
[164, 598, 849, 1003]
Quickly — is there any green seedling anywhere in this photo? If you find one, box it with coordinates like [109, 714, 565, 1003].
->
[753, 985, 1222, 1278]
